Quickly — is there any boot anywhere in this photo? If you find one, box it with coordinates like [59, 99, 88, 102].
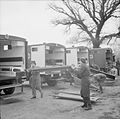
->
[85, 106, 92, 110]
[81, 97, 87, 108]
[84, 106, 92, 110]
[31, 96, 36, 99]
[81, 104, 87, 108]
[84, 97, 92, 110]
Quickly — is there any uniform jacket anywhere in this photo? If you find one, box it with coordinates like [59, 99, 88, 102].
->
[74, 63, 90, 97]
[29, 66, 41, 89]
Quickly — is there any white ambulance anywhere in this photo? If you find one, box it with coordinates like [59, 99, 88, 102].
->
[28, 43, 66, 86]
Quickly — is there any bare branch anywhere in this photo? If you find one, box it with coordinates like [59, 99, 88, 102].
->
[101, 31, 120, 43]
[111, 15, 120, 18]
[105, 0, 120, 20]
[73, 0, 100, 25]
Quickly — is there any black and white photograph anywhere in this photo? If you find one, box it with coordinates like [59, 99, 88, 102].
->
[0, 0, 120, 119]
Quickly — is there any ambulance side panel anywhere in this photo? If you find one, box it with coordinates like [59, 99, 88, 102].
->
[0, 40, 26, 69]
[66, 48, 78, 67]
[31, 45, 45, 67]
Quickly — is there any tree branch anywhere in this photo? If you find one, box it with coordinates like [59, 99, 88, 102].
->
[105, 0, 120, 20]
[73, 0, 100, 25]
[100, 31, 120, 43]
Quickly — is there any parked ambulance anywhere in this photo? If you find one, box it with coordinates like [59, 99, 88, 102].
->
[28, 43, 66, 86]
[0, 34, 27, 95]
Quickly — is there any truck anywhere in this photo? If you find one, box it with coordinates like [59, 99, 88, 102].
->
[0, 34, 28, 95]
[65, 46, 115, 80]
[89, 48, 114, 72]
[28, 43, 66, 86]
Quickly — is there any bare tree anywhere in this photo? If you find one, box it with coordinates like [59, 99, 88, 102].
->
[49, 0, 120, 48]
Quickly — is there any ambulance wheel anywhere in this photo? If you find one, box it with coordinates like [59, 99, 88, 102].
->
[3, 87, 15, 95]
[47, 80, 57, 86]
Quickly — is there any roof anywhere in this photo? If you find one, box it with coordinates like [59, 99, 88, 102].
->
[66, 46, 88, 50]
[90, 47, 112, 51]
[0, 34, 27, 43]
[29, 43, 66, 49]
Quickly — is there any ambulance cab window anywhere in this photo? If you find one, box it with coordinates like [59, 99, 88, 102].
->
[3, 45, 12, 50]
[32, 47, 38, 52]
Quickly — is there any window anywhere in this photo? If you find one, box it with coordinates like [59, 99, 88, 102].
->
[13, 68, 21, 72]
[66, 50, 71, 53]
[1, 68, 11, 71]
[3, 45, 12, 50]
[32, 47, 38, 52]
[55, 59, 63, 63]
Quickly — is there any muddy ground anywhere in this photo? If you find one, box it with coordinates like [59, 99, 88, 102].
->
[1, 77, 120, 119]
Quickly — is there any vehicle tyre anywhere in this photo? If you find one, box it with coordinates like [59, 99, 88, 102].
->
[47, 80, 57, 86]
[3, 87, 15, 95]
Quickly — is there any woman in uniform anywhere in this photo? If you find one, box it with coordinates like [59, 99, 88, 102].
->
[93, 73, 106, 93]
[72, 57, 92, 110]
[29, 61, 43, 99]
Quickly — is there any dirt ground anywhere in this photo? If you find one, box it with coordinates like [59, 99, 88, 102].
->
[1, 77, 120, 119]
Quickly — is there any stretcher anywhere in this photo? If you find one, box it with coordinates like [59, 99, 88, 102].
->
[52, 92, 99, 103]
[27, 65, 71, 72]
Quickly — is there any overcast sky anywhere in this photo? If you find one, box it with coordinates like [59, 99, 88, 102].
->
[0, 0, 119, 47]
[0, 0, 69, 46]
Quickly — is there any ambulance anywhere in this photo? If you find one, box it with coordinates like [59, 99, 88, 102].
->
[0, 34, 27, 95]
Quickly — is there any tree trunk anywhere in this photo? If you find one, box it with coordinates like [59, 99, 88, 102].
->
[92, 40, 100, 48]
